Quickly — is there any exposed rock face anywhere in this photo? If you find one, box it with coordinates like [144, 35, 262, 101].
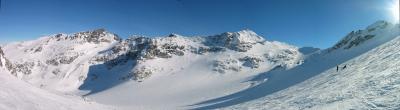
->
[330, 21, 391, 51]
[46, 52, 82, 66]
[3, 29, 303, 83]
[204, 29, 265, 52]
[51, 29, 121, 44]
[9, 62, 35, 75]
[331, 30, 376, 50]
[90, 29, 301, 80]
[213, 59, 242, 73]
[0, 47, 4, 67]
[0, 47, 14, 74]
[132, 66, 154, 81]
[240, 56, 264, 69]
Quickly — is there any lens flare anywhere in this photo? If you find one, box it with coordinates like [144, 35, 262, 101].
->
[388, 0, 399, 23]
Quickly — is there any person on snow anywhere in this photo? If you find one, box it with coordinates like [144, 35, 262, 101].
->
[343, 65, 347, 70]
[336, 65, 339, 72]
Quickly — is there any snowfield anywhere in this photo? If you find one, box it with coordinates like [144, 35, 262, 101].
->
[0, 21, 400, 110]
[0, 69, 113, 110]
[225, 35, 400, 110]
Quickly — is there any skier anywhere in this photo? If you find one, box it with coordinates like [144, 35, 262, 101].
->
[336, 65, 339, 72]
[342, 65, 347, 70]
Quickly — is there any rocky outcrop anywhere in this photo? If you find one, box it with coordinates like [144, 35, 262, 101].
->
[0, 47, 12, 71]
[9, 62, 35, 75]
[46, 52, 82, 66]
[3, 29, 301, 82]
[331, 30, 376, 50]
[213, 59, 242, 73]
[240, 56, 264, 69]
[204, 29, 265, 52]
[330, 21, 391, 51]
[90, 29, 299, 80]
[132, 66, 154, 81]
[51, 29, 121, 44]
[0, 47, 5, 67]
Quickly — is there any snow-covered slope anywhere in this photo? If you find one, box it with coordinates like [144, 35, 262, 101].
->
[0, 69, 112, 110]
[226, 31, 400, 110]
[191, 21, 400, 109]
[2, 29, 121, 92]
[79, 30, 304, 109]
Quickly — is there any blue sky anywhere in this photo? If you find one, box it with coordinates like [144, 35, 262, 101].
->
[0, 0, 397, 48]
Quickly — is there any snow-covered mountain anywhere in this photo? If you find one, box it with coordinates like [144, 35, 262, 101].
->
[2, 29, 121, 91]
[1, 20, 399, 110]
[1, 28, 304, 109]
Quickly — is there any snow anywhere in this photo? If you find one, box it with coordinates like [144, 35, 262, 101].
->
[82, 35, 302, 109]
[0, 29, 303, 109]
[2, 31, 120, 92]
[0, 69, 113, 110]
[1, 21, 399, 110]
[190, 21, 400, 109]
[225, 36, 400, 110]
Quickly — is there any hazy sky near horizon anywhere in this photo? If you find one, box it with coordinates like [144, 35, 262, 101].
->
[0, 0, 397, 48]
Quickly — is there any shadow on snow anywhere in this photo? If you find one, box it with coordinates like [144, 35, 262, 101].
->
[79, 55, 136, 96]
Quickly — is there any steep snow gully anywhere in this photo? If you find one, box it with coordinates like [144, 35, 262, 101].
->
[0, 21, 400, 110]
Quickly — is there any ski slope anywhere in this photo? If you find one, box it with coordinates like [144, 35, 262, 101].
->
[192, 21, 400, 109]
[224, 34, 400, 109]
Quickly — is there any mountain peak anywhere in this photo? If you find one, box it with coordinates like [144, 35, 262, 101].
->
[229, 29, 265, 44]
[75, 28, 111, 37]
[366, 20, 391, 31]
[50, 29, 121, 43]
[237, 29, 257, 35]
[168, 33, 181, 37]
[329, 20, 396, 51]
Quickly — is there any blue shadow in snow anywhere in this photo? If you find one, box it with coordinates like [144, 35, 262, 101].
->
[79, 55, 136, 96]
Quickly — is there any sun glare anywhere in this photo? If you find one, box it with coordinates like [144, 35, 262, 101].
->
[389, 0, 400, 23]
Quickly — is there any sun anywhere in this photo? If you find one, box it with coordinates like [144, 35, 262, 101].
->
[388, 0, 399, 23]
